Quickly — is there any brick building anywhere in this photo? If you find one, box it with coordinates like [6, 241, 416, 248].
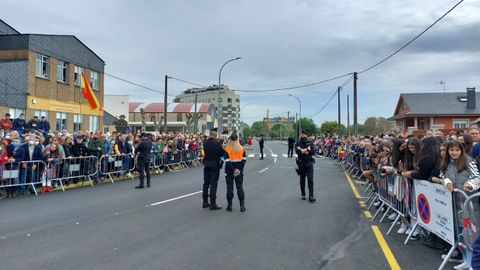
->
[0, 19, 104, 132]
[390, 88, 480, 133]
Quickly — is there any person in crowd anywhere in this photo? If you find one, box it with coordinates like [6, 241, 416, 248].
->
[432, 140, 480, 270]
[16, 136, 44, 195]
[0, 113, 13, 135]
[12, 113, 26, 136]
[459, 133, 474, 157]
[37, 116, 50, 137]
[295, 130, 316, 203]
[469, 127, 480, 145]
[134, 133, 153, 189]
[224, 133, 247, 212]
[114, 134, 133, 177]
[202, 128, 225, 210]
[26, 116, 39, 132]
[43, 143, 63, 192]
[259, 135, 265, 160]
[287, 136, 295, 158]
[88, 134, 103, 158]
[63, 136, 73, 158]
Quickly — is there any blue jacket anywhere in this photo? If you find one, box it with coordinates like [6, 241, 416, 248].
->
[14, 143, 44, 162]
[12, 118, 26, 131]
[38, 120, 50, 133]
[176, 140, 185, 151]
[103, 140, 113, 155]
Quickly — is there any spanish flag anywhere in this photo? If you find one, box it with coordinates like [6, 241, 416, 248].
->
[81, 72, 101, 110]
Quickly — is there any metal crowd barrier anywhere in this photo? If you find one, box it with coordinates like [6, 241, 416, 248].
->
[99, 154, 135, 183]
[149, 151, 163, 174]
[1, 160, 46, 196]
[164, 151, 184, 171]
[462, 192, 480, 252]
[47, 156, 99, 191]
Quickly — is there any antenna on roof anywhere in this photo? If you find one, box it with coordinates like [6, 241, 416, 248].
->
[436, 81, 446, 93]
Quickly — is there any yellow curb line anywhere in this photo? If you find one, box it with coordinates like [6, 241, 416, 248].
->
[364, 210, 372, 219]
[343, 171, 361, 199]
[371, 226, 401, 270]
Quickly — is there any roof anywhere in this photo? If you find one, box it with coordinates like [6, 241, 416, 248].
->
[391, 92, 480, 119]
[129, 102, 215, 114]
[0, 34, 105, 72]
[0, 19, 20, 35]
[103, 111, 118, 126]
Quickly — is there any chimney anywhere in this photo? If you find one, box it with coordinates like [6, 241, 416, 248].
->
[467, 87, 476, 110]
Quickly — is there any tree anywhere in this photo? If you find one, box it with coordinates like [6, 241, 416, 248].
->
[319, 121, 346, 135]
[377, 117, 394, 134]
[363, 117, 378, 135]
[251, 121, 267, 136]
[242, 127, 252, 138]
[298, 118, 317, 136]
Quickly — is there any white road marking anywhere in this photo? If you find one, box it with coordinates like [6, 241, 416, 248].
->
[248, 154, 255, 158]
[274, 157, 277, 163]
[271, 154, 278, 158]
[282, 154, 288, 157]
[259, 168, 269, 173]
[150, 191, 202, 206]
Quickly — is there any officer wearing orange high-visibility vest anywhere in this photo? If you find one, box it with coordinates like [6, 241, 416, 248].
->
[224, 133, 247, 212]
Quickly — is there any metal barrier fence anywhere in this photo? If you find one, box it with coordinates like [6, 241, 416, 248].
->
[150, 151, 163, 174]
[1, 160, 46, 196]
[47, 156, 98, 191]
[99, 154, 135, 183]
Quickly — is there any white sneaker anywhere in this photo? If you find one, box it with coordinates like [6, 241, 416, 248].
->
[454, 261, 470, 270]
[388, 212, 398, 221]
[127, 172, 133, 178]
[397, 224, 407, 234]
[404, 228, 412, 235]
[373, 201, 381, 207]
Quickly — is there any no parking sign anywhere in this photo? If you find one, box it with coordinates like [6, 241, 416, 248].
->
[414, 180, 455, 245]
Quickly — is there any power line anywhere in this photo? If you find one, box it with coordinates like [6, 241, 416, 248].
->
[168, 76, 207, 88]
[358, 0, 464, 74]
[309, 75, 353, 118]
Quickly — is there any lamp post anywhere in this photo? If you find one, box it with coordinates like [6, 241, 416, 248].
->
[240, 103, 251, 132]
[218, 57, 241, 135]
[288, 94, 302, 138]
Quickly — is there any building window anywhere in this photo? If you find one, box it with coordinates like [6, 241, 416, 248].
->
[90, 71, 99, 90]
[9, 108, 25, 118]
[73, 114, 83, 132]
[34, 110, 48, 118]
[56, 60, 69, 83]
[56, 112, 68, 131]
[74, 66, 84, 86]
[177, 114, 183, 122]
[227, 98, 232, 103]
[35, 54, 49, 78]
[218, 98, 222, 103]
[453, 119, 469, 129]
[89, 116, 99, 131]
[236, 99, 240, 103]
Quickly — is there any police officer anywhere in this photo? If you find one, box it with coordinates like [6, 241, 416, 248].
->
[224, 133, 247, 212]
[134, 133, 153, 189]
[202, 128, 226, 210]
[259, 135, 265, 160]
[295, 130, 316, 203]
[287, 136, 295, 157]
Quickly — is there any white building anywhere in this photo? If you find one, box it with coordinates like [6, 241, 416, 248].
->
[104, 94, 130, 121]
[174, 85, 241, 134]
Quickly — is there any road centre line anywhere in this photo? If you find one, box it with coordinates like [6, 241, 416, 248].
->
[259, 168, 269, 173]
[150, 191, 202, 206]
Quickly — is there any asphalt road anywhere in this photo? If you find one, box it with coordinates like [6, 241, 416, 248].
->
[0, 141, 452, 270]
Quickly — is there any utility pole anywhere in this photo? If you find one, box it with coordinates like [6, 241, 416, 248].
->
[353, 72, 358, 135]
[164, 75, 168, 133]
[295, 113, 298, 138]
[287, 111, 290, 136]
[193, 93, 198, 134]
[337, 86, 341, 135]
[347, 94, 350, 136]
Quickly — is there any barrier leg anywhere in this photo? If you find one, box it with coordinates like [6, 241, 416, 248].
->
[404, 222, 419, 245]
[58, 178, 65, 192]
[367, 194, 378, 210]
[107, 173, 115, 183]
[372, 201, 385, 220]
[87, 176, 94, 187]
[438, 243, 456, 270]
[31, 183, 38, 196]
[380, 206, 391, 223]
[387, 214, 401, 235]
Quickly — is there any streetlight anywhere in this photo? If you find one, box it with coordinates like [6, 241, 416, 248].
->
[218, 57, 241, 135]
[288, 94, 302, 138]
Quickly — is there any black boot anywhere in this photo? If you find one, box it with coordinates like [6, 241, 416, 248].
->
[202, 194, 210, 208]
[135, 185, 144, 189]
[226, 200, 233, 212]
[240, 200, 246, 212]
[308, 195, 316, 203]
[209, 200, 222, 210]
[146, 179, 151, 188]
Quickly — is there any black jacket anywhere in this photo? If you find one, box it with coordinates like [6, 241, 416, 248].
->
[295, 139, 316, 164]
[259, 138, 265, 148]
[135, 139, 153, 161]
[72, 142, 90, 157]
[203, 137, 226, 169]
[288, 137, 295, 146]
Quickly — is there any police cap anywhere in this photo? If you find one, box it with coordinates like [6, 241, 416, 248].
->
[230, 133, 238, 140]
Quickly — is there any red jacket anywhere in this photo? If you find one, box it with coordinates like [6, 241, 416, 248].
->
[0, 118, 12, 131]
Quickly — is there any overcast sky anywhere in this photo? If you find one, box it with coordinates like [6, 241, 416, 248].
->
[2, 0, 479, 125]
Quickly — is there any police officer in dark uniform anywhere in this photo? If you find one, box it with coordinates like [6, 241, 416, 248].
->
[287, 136, 295, 157]
[259, 135, 265, 160]
[202, 128, 226, 210]
[135, 133, 153, 189]
[295, 130, 316, 203]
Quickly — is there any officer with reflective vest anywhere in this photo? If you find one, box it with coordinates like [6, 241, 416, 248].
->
[224, 133, 247, 212]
